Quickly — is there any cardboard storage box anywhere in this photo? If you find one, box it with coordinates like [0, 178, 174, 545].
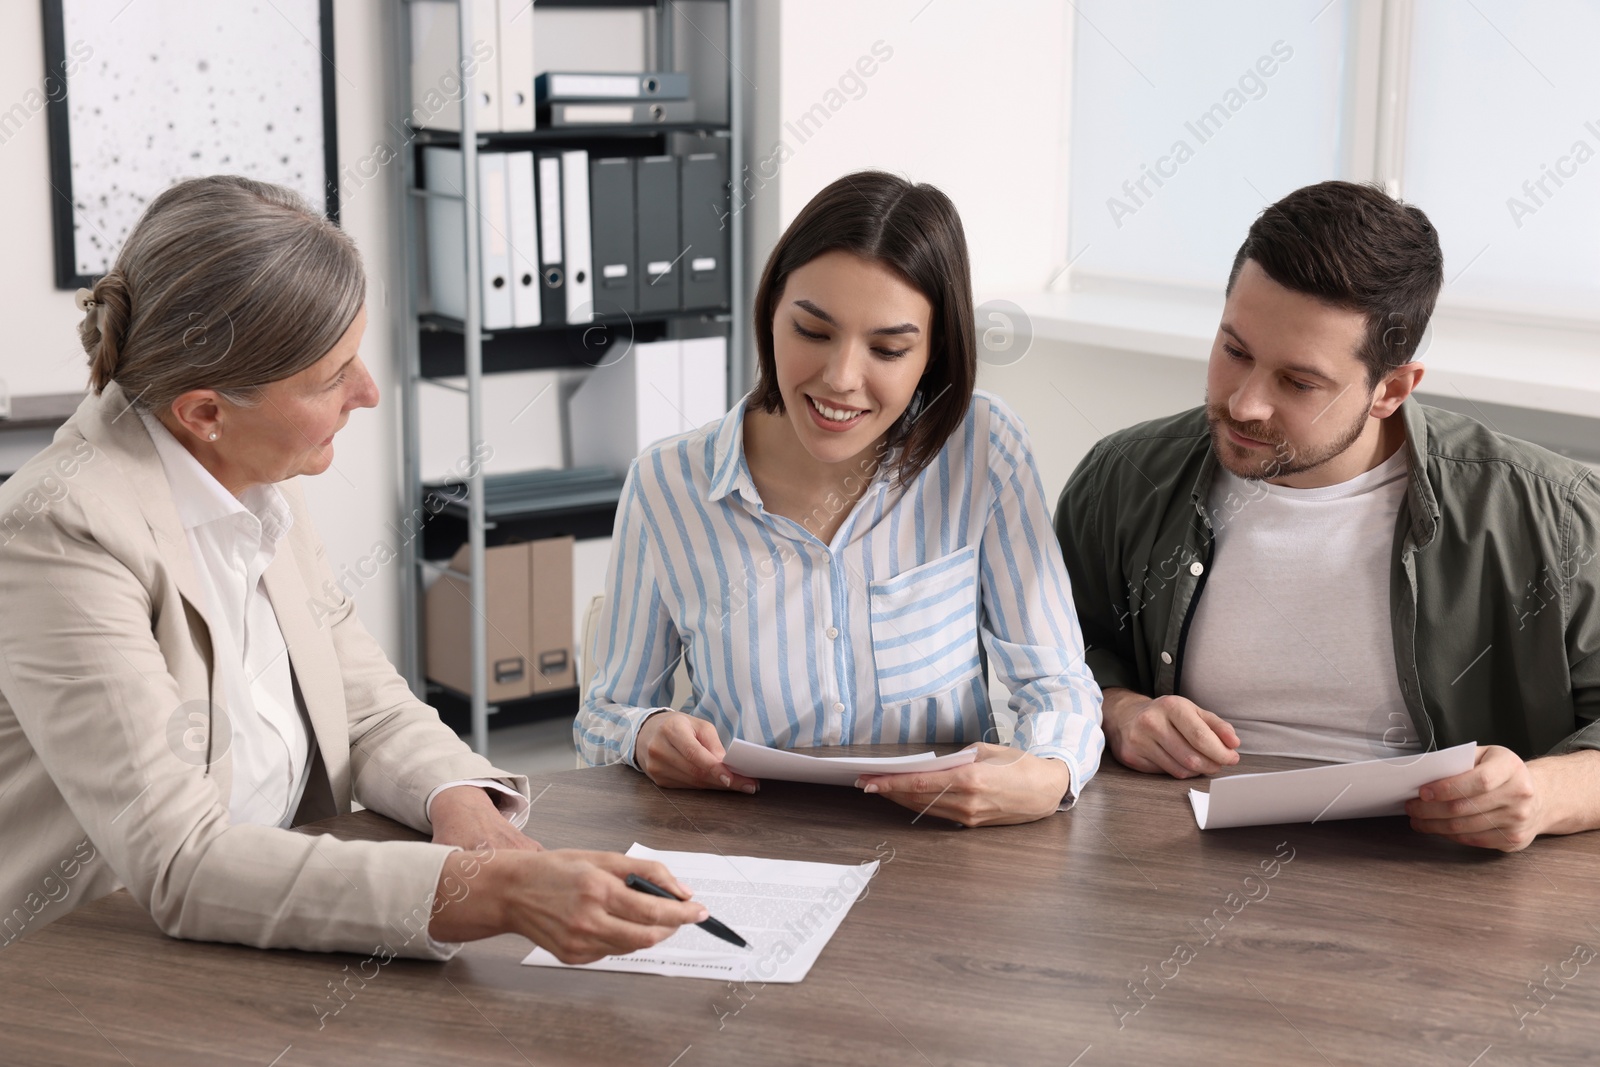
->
[426, 536, 577, 701]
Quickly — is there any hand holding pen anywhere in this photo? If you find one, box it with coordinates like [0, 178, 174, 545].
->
[626, 873, 749, 948]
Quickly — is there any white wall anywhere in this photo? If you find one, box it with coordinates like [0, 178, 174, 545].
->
[979, 342, 1209, 509]
[0, 2, 97, 397]
[763, 0, 1075, 300]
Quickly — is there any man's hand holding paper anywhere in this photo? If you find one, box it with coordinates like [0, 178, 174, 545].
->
[1404, 745, 1600, 853]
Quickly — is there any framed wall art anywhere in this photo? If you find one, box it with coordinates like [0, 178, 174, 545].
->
[41, 0, 339, 289]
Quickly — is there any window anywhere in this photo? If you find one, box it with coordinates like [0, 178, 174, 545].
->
[1066, 0, 1600, 325]
[1402, 0, 1600, 321]
[1067, 0, 1357, 290]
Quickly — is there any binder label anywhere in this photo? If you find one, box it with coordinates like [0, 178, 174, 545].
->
[549, 73, 641, 98]
[564, 104, 635, 124]
[538, 156, 562, 264]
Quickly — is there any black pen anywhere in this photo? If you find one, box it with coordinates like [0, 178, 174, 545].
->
[624, 873, 749, 949]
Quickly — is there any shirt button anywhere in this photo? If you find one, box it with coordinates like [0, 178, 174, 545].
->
[1189, 562, 1204, 576]
[826, 626, 839, 640]
[833, 702, 845, 713]
[1160, 651, 1173, 664]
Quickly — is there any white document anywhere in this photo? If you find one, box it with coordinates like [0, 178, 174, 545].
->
[1188, 742, 1478, 830]
[522, 845, 879, 983]
[722, 737, 978, 787]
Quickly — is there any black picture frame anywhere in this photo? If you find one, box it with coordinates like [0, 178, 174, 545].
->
[41, 0, 340, 290]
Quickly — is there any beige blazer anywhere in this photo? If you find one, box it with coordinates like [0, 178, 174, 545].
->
[0, 383, 528, 958]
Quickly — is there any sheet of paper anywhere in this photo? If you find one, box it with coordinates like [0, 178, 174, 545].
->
[721, 737, 977, 786]
[521, 845, 879, 983]
[1188, 743, 1478, 830]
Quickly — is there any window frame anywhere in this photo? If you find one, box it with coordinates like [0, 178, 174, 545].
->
[1060, 0, 1600, 334]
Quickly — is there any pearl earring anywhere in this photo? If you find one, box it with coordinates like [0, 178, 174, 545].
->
[209, 432, 218, 441]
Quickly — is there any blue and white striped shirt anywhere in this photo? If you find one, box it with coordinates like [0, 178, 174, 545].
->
[574, 390, 1104, 797]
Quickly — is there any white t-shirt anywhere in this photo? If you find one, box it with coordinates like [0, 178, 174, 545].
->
[1180, 446, 1422, 763]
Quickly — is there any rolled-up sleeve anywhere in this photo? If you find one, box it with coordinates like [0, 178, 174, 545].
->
[575, 465, 681, 768]
[978, 412, 1105, 802]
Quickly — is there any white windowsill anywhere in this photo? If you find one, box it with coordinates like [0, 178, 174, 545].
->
[1005, 284, 1600, 421]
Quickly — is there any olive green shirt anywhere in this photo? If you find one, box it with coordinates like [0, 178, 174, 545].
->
[1055, 400, 1600, 758]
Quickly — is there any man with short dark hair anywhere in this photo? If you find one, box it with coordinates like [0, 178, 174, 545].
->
[1056, 180, 1600, 852]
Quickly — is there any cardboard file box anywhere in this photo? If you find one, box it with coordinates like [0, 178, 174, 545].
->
[426, 537, 577, 701]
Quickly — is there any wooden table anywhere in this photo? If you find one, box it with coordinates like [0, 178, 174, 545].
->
[4, 750, 1599, 1066]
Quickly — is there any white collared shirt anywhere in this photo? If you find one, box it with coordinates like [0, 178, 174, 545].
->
[576, 390, 1105, 801]
[139, 411, 528, 831]
[139, 409, 313, 827]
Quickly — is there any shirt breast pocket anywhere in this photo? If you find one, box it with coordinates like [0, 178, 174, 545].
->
[868, 545, 982, 706]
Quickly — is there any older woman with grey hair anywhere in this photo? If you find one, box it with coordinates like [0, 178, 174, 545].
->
[0, 176, 702, 960]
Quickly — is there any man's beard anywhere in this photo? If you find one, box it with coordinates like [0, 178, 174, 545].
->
[1205, 400, 1369, 482]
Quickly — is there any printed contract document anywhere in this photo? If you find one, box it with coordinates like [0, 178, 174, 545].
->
[522, 845, 880, 982]
[721, 737, 977, 786]
[1189, 743, 1478, 829]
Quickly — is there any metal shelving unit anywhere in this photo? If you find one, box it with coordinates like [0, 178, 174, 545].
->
[389, 0, 744, 754]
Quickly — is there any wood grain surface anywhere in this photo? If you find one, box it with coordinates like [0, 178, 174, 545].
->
[3, 748, 1597, 1066]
